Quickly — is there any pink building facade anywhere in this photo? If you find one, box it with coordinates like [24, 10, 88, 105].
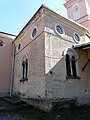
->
[0, 0, 90, 110]
[0, 32, 15, 97]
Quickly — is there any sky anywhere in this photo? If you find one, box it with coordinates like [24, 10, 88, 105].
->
[0, 0, 67, 35]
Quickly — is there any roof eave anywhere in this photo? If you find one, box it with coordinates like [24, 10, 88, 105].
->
[0, 31, 16, 40]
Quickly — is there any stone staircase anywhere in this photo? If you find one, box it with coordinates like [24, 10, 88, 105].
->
[0, 97, 32, 111]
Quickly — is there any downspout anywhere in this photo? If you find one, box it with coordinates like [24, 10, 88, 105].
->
[10, 43, 16, 97]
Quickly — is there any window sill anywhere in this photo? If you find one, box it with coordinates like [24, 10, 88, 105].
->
[19, 78, 28, 82]
[66, 76, 80, 80]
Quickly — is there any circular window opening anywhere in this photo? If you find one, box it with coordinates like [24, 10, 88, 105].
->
[55, 24, 65, 36]
[0, 39, 4, 47]
[31, 27, 37, 38]
[73, 5, 79, 12]
[0, 43, 3, 47]
[73, 32, 80, 43]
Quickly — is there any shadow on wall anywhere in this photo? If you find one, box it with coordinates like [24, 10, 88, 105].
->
[45, 56, 66, 99]
[45, 55, 82, 101]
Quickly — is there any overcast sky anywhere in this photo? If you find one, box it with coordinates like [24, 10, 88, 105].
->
[0, 0, 67, 35]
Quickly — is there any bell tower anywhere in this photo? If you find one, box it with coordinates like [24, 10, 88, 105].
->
[64, 0, 90, 33]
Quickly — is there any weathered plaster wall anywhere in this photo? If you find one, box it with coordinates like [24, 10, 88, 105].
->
[13, 11, 46, 103]
[77, 48, 90, 105]
[13, 6, 90, 110]
[44, 11, 90, 106]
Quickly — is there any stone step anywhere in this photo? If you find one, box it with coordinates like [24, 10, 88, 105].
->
[52, 98, 76, 109]
[0, 98, 33, 111]
[3, 97, 25, 105]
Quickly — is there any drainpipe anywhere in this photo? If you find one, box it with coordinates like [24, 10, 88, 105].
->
[10, 43, 16, 97]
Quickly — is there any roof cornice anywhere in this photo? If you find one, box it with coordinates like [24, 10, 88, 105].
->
[14, 4, 88, 42]
[43, 5, 88, 33]
[0, 31, 16, 40]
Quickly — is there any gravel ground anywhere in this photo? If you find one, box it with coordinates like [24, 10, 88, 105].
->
[0, 113, 35, 120]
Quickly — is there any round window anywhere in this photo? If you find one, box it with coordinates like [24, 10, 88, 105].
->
[73, 5, 79, 12]
[55, 24, 65, 36]
[0, 39, 4, 47]
[31, 27, 37, 38]
[73, 32, 80, 43]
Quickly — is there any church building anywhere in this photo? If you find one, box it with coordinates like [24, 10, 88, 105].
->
[0, 0, 90, 110]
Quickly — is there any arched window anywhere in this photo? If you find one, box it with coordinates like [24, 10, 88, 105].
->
[71, 56, 77, 77]
[65, 48, 78, 78]
[66, 55, 71, 76]
[21, 55, 28, 80]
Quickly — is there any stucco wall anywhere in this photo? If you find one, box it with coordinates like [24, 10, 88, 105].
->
[13, 12, 46, 100]
[44, 11, 90, 105]
[13, 6, 90, 110]
[0, 36, 13, 96]
[77, 48, 90, 105]
[64, 0, 90, 33]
